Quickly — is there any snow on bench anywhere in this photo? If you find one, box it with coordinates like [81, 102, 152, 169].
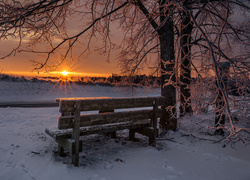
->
[45, 96, 164, 166]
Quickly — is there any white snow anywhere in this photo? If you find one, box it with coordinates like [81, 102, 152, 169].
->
[0, 79, 250, 180]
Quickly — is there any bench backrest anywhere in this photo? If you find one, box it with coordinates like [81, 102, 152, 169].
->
[56, 96, 164, 130]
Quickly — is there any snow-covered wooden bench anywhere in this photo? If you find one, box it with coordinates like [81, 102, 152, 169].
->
[45, 96, 164, 166]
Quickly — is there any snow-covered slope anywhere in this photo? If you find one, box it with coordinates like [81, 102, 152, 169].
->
[0, 79, 160, 102]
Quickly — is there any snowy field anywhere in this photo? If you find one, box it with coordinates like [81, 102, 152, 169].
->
[0, 79, 250, 180]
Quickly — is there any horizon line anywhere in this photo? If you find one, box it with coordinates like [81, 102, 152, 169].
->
[1, 71, 112, 78]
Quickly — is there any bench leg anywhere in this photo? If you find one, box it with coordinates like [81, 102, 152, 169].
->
[105, 132, 117, 138]
[147, 128, 157, 147]
[71, 140, 83, 166]
[149, 134, 156, 147]
[129, 129, 136, 140]
[72, 141, 79, 166]
[132, 127, 157, 147]
[58, 145, 65, 157]
[110, 132, 117, 138]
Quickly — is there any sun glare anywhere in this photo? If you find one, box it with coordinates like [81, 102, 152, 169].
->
[61, 71, 69, 76]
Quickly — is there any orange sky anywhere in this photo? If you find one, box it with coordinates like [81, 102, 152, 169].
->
[0, 4, 149, 78]
[0, 40, 121, 77]
[0, 18, 123, 78]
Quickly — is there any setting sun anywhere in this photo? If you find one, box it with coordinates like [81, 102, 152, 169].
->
[61, 71, 69, 76]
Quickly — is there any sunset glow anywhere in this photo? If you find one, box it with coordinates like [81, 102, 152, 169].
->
[61, 71, 69, 76]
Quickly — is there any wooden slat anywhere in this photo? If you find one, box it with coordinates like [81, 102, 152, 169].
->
[58, 96, 164, 113]
[57, 109, 162, 129]
[45, 119, 151, 140]
[55, 97, 112, 103]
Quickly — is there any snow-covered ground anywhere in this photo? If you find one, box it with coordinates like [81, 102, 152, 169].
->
[0, 79, 250, 180]
[0, 79, 160, 102]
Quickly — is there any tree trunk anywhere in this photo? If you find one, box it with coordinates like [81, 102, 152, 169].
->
[214, 62, 230, 135]
[158, 3, 177, 131]
[180, 1, 193, 116]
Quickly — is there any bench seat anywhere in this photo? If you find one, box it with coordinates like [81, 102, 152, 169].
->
[45, 119, 151, 140]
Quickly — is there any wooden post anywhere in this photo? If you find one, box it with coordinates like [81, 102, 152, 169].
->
[152, 98, 159, 137]
[58, 101, 66, 156]
[72, 100, 81, 166]
[152, 98, 159, 129]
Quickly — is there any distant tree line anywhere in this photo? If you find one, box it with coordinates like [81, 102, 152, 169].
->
[71, 74, 161, 87]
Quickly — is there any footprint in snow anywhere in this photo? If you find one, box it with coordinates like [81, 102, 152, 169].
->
[162, 159, 168, 170]
[162, 159, 183, 178]
[11, 144, 20, 150]
[216, 154, 231, 162]
[88, 175, 106, 180]
[162, 160, 175, 172]
[10, 144, 20, 154]
[20, 163, 29, 173]
[203, 153, 212, 161]
[103, 161, 114, 169]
